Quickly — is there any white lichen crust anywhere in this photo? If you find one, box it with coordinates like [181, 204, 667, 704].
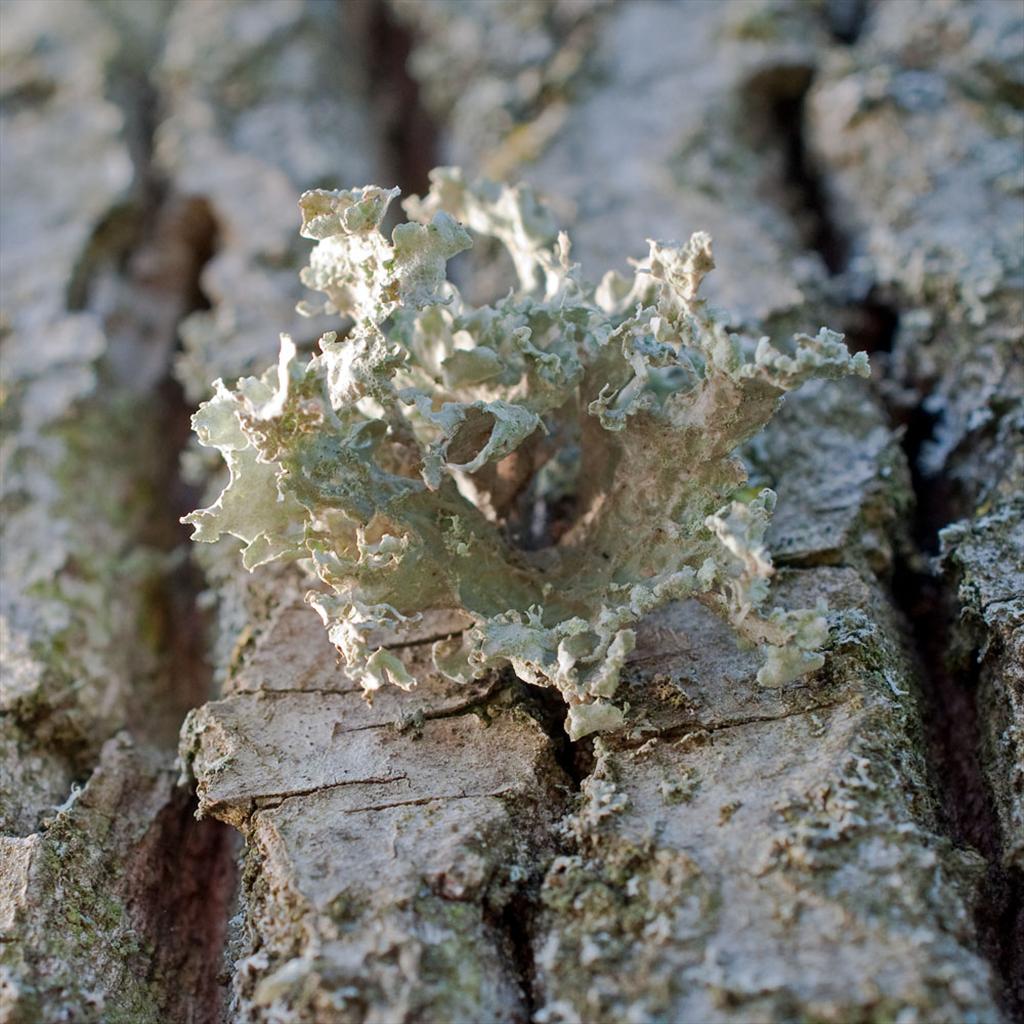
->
[184, 169, 869, 737]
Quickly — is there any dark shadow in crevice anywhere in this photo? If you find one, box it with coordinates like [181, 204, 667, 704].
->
[824, 0, 869, 45]
[487, 885, 540, 1024]
[892, 552, 1024, 1021]
[367, 0, 440, 204]
[742, 63, 850, 274]
[130, 794, 240, 1024]
[83, 16, 237, 1017]
[842, 288, 900, 354]
[898, 397, 954, 556]
[515, 679, 596, 792]
[772, 83, 848, 273]
[141, 197, 221, 730]
[887, 315, 1024, 1021]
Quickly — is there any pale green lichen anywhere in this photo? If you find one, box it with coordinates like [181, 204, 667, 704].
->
[183, 167, 869, 738]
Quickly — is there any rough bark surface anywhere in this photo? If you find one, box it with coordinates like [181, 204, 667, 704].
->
[1, 1, 1020, 1023]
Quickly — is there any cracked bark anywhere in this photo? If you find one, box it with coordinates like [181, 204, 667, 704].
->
[2, 0, 1021, 1021]
[1, 3, 231, 1021]
[804, 2, 1024, 1013]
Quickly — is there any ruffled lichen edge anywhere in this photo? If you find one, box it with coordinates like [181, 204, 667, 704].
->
[182, 168, 869, 738]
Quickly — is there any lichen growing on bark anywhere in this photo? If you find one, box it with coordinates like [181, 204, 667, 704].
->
[183, 168, 869, 737]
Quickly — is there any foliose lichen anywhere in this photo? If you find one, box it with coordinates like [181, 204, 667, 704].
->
[182, 167, 869, 738]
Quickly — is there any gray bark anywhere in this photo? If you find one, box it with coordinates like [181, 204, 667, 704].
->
[1, 1, 1020, 1022]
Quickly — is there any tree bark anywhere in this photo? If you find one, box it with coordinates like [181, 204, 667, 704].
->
[1, 1, 1020, 1022]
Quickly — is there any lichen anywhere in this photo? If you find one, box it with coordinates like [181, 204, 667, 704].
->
[183, 167, 869, 737]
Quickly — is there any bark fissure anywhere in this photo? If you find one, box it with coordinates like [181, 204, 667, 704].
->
[255, 786, 523, 820]
[891, 416, 1024, 1021]
[619, 698, 850, 750]
[247, 773, 411, 812]
[760, 44, 1022, 1013]
[515, 680, 595, 790]
[824, 0, 869, 46]
[477, 687, 585, 1021]
[366, 0, 440, 202]
[488, 886, 540, 1024]
[87, 19, 238, 1019]
[749, 63, 849, 274]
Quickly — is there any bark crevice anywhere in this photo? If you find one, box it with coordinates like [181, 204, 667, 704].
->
[824, 0, 869, 46]
[755, 31, 1022, 1012]
[488, 885, 540, 1024]
[366, 0, 440, 201]
[745, 62, 849, 274]
[890, 418, 1024, 1021]
[515, 680, 596, 791]
[87, 17, 237, 1018]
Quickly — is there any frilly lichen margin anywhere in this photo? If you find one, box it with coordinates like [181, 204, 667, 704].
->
[182, 167, 869, 738]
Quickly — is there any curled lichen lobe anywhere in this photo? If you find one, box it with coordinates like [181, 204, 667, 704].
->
[183, 168, 868, 737]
